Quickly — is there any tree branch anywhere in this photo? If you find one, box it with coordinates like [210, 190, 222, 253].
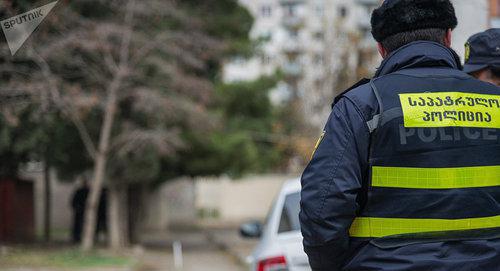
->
[28, 48, 98, 160]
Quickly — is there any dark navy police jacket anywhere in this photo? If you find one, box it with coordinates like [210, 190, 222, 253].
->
[300, 41, 500, 271]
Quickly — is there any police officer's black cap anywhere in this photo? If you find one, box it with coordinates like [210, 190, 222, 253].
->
[371, 0, 458, 42]
[463, 28, 500, 74]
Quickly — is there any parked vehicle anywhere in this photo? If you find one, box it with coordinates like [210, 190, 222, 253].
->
[240, 178, 311, 271]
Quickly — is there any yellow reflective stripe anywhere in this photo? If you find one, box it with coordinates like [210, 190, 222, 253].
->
[310, 131, 325, 160]
[399, 92, 500, 128]
[349, 216, 500, 238]
[372, 165, 500, 189]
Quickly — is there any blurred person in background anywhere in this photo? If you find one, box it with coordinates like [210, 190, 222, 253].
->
[71, 177, 107, 244]
[463, 28, 500, 86]
[95, 188, 108, 244]
[300, 0, 500, 270]
[71, 177, 89, 243]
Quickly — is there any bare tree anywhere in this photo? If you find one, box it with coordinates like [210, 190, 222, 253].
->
[0, 0, 224, 251]
[302, 15, 379, 132]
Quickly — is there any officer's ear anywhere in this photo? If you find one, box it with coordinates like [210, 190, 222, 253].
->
[377, 43, 389, 59]
[444, 29, 452, 48]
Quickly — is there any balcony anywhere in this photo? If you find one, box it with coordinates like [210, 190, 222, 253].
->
[281, 16, 305, 29]
[282, 62, 302, 77]
[282, 40, 303, 54]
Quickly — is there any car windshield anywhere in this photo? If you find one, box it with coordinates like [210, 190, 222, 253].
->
[278, 192, 301, 233]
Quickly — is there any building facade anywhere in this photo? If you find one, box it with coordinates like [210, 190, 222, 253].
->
[223, 0, 380, 130]
[224, 0, 495, 131]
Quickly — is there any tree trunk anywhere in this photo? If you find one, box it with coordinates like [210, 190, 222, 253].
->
[81, 77, 120, 252]
[80, 0, 134, 252]
[43, 159, 51, 242]
[108, 183, 129, 250]
[81, 151, 108, 251]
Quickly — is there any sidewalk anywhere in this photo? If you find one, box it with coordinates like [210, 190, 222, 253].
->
[138, 227, 253, 271]
[205, 227, 258, 266]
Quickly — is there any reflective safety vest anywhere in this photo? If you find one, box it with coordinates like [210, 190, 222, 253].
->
[349, 69, 500, 239]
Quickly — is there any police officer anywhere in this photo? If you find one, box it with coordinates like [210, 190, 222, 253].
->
[300, 0, 500, 270]
[464, 28, 500, 86]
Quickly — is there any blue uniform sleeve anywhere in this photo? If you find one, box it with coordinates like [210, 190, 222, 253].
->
[299, 97, 370, 270]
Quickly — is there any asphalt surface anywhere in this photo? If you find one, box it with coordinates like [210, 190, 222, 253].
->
[139, 249, 246, 271]
[138, 228, 254, 271]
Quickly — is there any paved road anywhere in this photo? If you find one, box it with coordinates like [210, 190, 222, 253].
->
[138, 229, 252, 271]
[139, 249, 246, 271]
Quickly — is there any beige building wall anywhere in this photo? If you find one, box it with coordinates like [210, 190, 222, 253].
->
[24, 169, 289, 235]
[141, 177, 196, 230]
[20, 166, 74, 239]
[195, 175, 295, 223]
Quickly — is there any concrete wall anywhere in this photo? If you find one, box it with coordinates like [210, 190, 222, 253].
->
[140, 177, 196, 231]
[139, 175, 294, 230]
[23, 168, 295, 234]
[21, 167, 74, 239]
[195, 175, 295, 223]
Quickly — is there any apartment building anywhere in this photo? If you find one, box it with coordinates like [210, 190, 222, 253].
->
[223, 0, 379, 129]
[223, 0, 495, 130]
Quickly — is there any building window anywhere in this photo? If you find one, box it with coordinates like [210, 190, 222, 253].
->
[261, 54, 272, 65]
[259, 31, 273, 42]
[313, 54, 323, 65]
[232, 56, 245, 65]
[284, 3, 298, 17]
[315, 79, 323, 90]
[314, 32, 324, 41]
[289, 29, 299, 39]
[261, 5, 272, 17]
[339, 6, 348, 18]
[316, 5, 324, 16]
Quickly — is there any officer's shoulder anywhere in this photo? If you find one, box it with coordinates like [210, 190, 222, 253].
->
[333, 78, 378, 121]
[333, 78, 370, 106]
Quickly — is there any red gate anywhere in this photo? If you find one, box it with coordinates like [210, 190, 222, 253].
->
[0, 178, 34, 242]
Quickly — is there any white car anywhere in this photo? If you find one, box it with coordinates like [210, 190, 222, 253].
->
[240, 178, 311, 271]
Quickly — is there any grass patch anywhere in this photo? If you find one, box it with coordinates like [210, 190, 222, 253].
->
[0, 247, 133, 269]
